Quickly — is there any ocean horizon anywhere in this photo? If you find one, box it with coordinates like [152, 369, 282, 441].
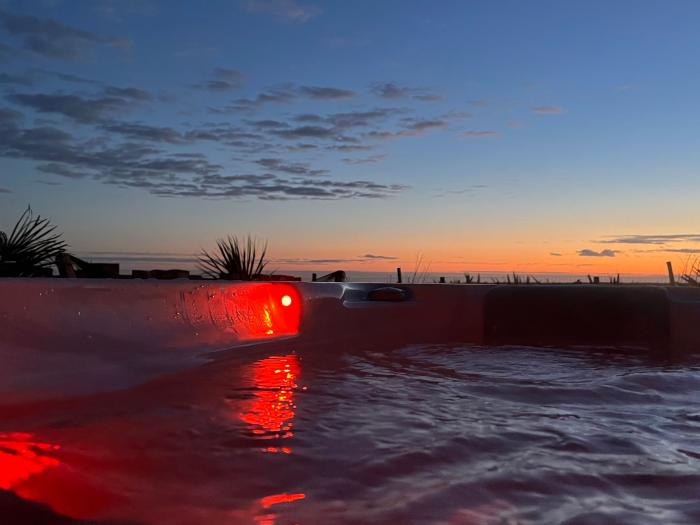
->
[74, 252, 668, 283]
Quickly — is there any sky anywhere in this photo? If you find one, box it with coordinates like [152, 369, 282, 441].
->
[0, 0, 698, 277]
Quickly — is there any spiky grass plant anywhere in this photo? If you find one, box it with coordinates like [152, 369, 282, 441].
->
[0, 207, 66, 277]
[198, 235, 268, 280]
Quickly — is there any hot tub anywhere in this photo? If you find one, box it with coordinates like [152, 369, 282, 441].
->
[1, 279, 699, 524]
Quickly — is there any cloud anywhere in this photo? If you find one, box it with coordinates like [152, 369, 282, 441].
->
[370, 82, 409, 99]
[0, 9, 131, 60]
[33, 69, 102, 85]
[244, 119, 289, 129]
[273, 125, 342, 140]
[0, 72, 34, 86]
[0, 114, 407, 200]
[532, 106, 565, 114]
[294, 113, 323, 123]
[361, 253, 397, 260]
[660, 248, 700, 254]
[275, 254, 398, 265]
[226, 85, 297, 111]
[193, 68, 245, 91]
[404, 118, 447, 134]
[341, 154, 386, 165]
[101, 122, 188, 144]
[0, 186, 11, 193]
[255, 157, 328, 176]
[299, 86, 356, 100]
[225, 84, 358, 110]
[413, 93, 443, 102]
[550, 252, 562, 257]
[578, 249, 618, 257]
[37, 162, 87, 178]
[241, 0, 320, 23]
[7, 92, 142, 123]
[273, 257, 357, 265]
[597, 234, 700, 245]
[326, 144, 374, 152]
[102, 86, 152, 101]
[326, 108, 402, 129]
[0, 107, 23, 124]
[370, 82, 441, 102]
[363, 117, 447, 140]
[462, 130, 499, 138]
[0, 42, 16, 61]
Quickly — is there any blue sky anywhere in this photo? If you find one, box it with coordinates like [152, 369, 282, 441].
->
[1, 0, 699, 274]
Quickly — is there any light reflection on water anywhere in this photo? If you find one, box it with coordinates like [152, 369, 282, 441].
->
[1, 344, 700, 524]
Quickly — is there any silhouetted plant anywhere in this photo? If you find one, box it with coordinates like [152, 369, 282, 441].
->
[681, 257, 699, 286]
[609, 273, 621, 284]
[0, 206, 66, 277]
[492, 273, 540, 285]
[407, 252, 431, 283]
[198, 235, 268, 280]
[464, 273, 481, 284]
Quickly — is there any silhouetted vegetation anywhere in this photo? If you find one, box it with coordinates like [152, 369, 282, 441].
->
[198, 235, 268, 280]
[0, 207, 66, 277]
[681, 257, 699, 286]
[491, 273, 541, 285]
[407, 253, 431, 283]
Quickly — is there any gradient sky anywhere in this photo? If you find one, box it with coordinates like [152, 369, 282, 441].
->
[1, 0, 698, 276]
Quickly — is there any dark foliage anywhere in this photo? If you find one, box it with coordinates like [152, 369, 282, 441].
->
[0, 207, 66, 276]
[198, 235, 268, 280]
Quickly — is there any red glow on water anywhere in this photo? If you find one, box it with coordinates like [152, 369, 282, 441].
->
[0, 432, 119, 519]
[259, 492, 306, 509]
[0, 432, 60, 490]
[239, 355, 300, 441]
[234, 284, 301, 339]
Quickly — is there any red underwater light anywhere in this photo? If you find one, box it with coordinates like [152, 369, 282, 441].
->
[224, 283, 302, 340]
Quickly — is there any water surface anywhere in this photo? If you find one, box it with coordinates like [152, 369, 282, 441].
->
[2, 342, 700, 524]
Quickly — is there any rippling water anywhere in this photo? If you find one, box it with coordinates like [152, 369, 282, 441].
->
[2, 342, 700, 524]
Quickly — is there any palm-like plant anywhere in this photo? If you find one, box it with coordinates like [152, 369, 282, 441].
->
[0, 207, 66, 277]
[198, 235, 268, 280]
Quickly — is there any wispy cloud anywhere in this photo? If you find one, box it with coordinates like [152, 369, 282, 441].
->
[532, 105, 565, 114]
[550, 252, 562, 257]
[597, 234, 700, 245]
[8, 90, 148, 123]
[0, 72, 34, 86]
[370, 82, 441, 101]
[341, 154, 386, 165]
[241, 0, 320, 23]
[0, 186, 11, 193]
[0, 9, 131, 60]
[578, 248, 618, 257]
[299, 86, 356, 100]
[255, 157, 328, 176]
[192, 68, 245, 91]
[362, 253, 397, 260]
[462, 130, 499, 138]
